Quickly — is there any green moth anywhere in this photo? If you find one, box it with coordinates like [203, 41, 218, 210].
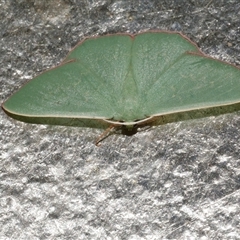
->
[2, 31, 240, 138]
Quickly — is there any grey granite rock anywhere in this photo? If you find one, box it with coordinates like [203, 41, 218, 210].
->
[1, 0, 240, 239]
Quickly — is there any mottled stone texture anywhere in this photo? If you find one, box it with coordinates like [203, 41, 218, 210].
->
[1, 0, 240, 239]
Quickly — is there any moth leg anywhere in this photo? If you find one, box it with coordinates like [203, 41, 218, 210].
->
[95, 125, 116, 146]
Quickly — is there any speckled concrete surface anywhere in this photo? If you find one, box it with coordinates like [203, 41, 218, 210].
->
[1, 0, 240, 239]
